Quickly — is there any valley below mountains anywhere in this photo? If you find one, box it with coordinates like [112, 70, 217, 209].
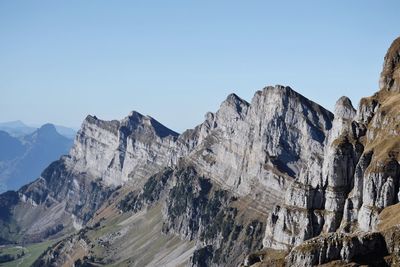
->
[1, 37, 400, 266]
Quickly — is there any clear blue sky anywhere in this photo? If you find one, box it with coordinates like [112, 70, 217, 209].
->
[1, 1, 399, 132]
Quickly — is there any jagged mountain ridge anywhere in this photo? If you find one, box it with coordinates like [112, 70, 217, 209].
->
[0, 84, 333, 266]
[1, 37, 400, 266]
[1, 84, 331, 234]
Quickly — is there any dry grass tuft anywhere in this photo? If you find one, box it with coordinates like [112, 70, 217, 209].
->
[378, 203, 400, 231]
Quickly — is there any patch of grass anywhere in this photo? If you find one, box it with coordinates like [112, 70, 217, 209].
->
[0, 246, 25, 264]
[0, 246, 24, 257]
[378, 203, 400, 231]
[88, 204, 194, 267]
[0, 239, 58, 267]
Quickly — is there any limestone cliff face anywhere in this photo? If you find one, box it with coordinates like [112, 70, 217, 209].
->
[259, 36, 400, 266]
[285, 231, 388, 266]
[380, 37, 400, 92]
[262, 96, 356, 249]
[185, 86, 333, 212]
[326, 38, 400, 234]
[69, 111, 181, 186]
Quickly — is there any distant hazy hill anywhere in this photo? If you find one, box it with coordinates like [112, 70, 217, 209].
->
[0, 120, 76, 139]
[52, 125, 76, 139]
[0, 120, 36, 137]
[0, 124, 73, 193]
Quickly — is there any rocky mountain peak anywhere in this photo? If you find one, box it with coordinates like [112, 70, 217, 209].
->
[216, 93, 250, 120]
[380, 36, 400, 92]
[252, 85, 333, 122]
[121, 110, 178, 138]
[256, 85, 303, 99]
[124, 110, 144, 123]
[69, 110, 183, 187]
[83, 115, 120, 135]
[223, 93, 249, 109]
[252, 85, 291, 100]
[334, 96, 356, 120]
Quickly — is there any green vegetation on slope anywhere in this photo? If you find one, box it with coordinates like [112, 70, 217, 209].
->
[0, 239, 57, 267]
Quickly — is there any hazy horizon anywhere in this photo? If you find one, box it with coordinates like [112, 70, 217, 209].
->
[1, 1, 400, 132]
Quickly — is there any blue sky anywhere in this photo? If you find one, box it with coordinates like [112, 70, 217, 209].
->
[1, 1, 399, 132]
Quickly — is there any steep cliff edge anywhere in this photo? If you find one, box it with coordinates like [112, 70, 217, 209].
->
[252, 37, 400, 266]
[184, 86, 333, 213]
[69, 111, 182, 187]
[380, 36, 400, 93]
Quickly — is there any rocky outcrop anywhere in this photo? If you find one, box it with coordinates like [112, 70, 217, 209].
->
[262, 96, 355, 249]
[161, 166, 265, 266]
[380, 37, 400, 92]
[286, 232, 388, 266]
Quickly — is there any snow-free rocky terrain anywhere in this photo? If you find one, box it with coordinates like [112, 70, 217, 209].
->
[1, 37, 400, 266]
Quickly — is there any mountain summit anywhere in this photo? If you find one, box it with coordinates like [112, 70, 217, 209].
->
[380, 37, 400, 92]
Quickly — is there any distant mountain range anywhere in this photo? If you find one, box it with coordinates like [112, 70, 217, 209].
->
[0, 123, 74, 193]
[0, 120, 76, 139]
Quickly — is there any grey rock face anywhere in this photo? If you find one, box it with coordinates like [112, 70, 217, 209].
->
[286, 232, 388, 266]
[357, 159, 400, 231]
[186, 86, 333, 213]
[68, 85, 333, 216]
[118, 165, 266, 267]
[380, 37, 400, 92]
[264, 93, 396, 250]
[68, 111, 181, 186]
[262, 97, 354, 249]
[262, 37, 400, 263]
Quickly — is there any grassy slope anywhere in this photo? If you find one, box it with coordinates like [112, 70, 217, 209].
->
[86, 204, 195, 267]
[378, 203, 400, 231]
[0, 239, 57, 267]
